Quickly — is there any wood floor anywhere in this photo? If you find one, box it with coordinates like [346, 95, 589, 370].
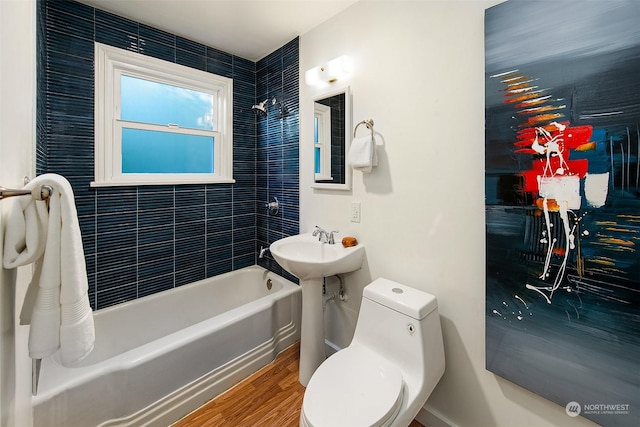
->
[173, 341, 425, 427]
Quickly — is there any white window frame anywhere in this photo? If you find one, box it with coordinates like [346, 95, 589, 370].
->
[314, 102, 332, 181]
[93, 42, 234, 186]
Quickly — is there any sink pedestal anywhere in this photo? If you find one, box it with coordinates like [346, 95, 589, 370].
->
[269, 233, 365, 386]
[299, 278, 325, 386]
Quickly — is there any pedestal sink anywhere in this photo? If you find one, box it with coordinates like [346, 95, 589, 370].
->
[270, 233, 365, 386]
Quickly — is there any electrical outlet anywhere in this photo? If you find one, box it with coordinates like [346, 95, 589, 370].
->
[351, 201, 361, 223]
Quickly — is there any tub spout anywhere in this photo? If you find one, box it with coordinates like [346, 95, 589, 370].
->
[259, 246, 270, 258]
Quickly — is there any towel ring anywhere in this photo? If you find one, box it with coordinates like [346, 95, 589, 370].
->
[353, 118, 374, 138]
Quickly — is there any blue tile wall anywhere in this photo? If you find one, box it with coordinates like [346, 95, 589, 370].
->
[36, 0, 47, 174]
[255, 38, 300, 282]
[37, 0, 299, 310]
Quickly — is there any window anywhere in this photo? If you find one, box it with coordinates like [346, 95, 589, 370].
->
[93, 43, 233, 186]
[314, 102, 332, 181]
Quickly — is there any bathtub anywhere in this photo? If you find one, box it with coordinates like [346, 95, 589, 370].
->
[32, 266, 301, 427]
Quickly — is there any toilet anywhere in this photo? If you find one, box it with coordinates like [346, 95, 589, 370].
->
[300, 278, 445, 427]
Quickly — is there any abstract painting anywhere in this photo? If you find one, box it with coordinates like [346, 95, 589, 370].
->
[485, 1, 639, 426]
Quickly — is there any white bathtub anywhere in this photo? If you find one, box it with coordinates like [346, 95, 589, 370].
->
[32, 266, 301, 427]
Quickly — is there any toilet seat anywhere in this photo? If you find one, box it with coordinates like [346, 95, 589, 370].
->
[302, 347, 404, 427]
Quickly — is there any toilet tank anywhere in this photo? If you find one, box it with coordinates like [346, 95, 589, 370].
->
[351, 278, 445, 391]
[363, 278, 438, 319]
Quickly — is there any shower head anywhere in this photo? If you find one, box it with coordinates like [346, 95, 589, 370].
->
[252, 99, 268, 115]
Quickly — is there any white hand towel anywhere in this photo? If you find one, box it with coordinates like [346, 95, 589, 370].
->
[3, 174, 94, 366]
[347, 135, 378, 173]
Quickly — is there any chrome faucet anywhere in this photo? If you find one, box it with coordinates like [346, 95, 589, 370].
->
[313, 226, 339, 244]
[312, 226, 327, 242]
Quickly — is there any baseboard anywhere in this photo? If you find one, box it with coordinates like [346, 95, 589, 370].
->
[415, 406, 455, 427]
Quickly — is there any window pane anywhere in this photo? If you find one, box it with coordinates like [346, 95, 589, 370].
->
[122, 128, 214, 173]
[121, 75, 214, 131]
[315, 146, 321, 174]
[314, 117, 319, 143]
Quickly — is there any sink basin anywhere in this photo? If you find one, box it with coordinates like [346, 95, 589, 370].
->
[270, 233, 365, 280]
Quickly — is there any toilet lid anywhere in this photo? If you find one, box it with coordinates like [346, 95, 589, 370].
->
[303, 348, 404, 427]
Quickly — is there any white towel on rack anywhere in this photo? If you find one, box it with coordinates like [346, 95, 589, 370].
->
[347, 135, 378, 173]
[3, 191, 48, 268]
[3, 174, 94, 366]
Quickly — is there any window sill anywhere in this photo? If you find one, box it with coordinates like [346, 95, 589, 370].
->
[90, 178, 236, 187]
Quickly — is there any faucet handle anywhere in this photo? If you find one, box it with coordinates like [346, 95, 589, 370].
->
[328, 230, 339, 244]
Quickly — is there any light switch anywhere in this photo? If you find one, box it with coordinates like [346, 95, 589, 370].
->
[351, 202, 361, 223]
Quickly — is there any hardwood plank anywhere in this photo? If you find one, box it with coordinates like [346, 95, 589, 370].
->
[240, 388, 303, 426]
[173, 341, 424, 427]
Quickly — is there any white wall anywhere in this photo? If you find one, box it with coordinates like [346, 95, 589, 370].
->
[300, 1, 598, 426]
[0, 0, 37, 426]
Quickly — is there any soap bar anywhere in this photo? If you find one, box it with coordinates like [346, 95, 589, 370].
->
[342, 237, 358, 247]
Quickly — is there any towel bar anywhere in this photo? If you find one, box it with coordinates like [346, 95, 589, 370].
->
[0, 185, 52, 201]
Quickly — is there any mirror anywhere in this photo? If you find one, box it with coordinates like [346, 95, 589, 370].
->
[311, 86, 352, 190]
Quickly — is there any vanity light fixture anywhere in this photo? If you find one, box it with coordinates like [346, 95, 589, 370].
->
[305, 55, 351, 86]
